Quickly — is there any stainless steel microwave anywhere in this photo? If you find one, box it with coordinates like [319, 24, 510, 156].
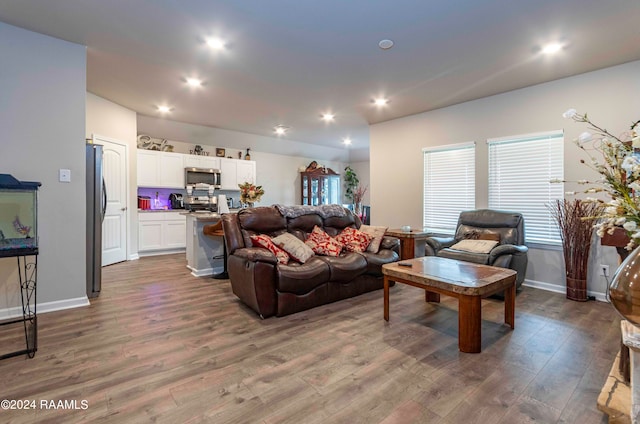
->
[185, 167, 221, 188]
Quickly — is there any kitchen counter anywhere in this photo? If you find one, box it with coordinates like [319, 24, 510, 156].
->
[183, 209, 242, 276]
[184, 213, 221, 277]
[181, 211, 221, 222]
[180, 209, 240, 220]
[138, 208, 185, 213]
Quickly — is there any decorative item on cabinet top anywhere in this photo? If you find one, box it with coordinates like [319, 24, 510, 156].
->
[137, 134, 174, 152]
[190, 145, 212, 156]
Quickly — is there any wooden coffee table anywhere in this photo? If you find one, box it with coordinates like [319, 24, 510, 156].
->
[382, 256, 517, 353]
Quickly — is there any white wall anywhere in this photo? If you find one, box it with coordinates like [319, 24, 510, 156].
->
[370, 60, 640, 298]
[86, 93, 139, 258]
[0, 23, 87, 314]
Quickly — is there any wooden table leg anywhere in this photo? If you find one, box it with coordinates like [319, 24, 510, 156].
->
[399, 239, 415, 260]
[458, 295, 482, 353]
[384, 275, 390, 321]
[425, 291, 440, 303]
[504, 282, 515, 329]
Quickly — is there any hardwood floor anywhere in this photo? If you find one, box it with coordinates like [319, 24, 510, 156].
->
[0, 254, 618, 423]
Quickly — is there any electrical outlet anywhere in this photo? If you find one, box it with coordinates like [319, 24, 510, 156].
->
[600, 264, 610, 277]
[59, 168, 71, 183]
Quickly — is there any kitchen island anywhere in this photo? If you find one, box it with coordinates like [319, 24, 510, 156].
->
[183, 211, 238, 277]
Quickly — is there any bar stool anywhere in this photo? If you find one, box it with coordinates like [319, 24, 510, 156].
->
[203, 220, 228, 279]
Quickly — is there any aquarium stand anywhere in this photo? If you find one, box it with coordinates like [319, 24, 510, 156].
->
[0, 251, 38, 360]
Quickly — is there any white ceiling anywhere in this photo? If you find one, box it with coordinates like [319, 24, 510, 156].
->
[1, 0, 639, 150]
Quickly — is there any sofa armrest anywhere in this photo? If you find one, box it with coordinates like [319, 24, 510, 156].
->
[424, 236, 456, 256]
[234, 247, 278, 265]
[227, 251, 278, 318]
[380, 236, 400, 252]
[489, 244, 529, 287]
[489, 244, 528, 262]
[222, 213, 245, 255]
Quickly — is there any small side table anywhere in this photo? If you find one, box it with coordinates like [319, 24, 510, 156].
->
[385, 228, 432, 260]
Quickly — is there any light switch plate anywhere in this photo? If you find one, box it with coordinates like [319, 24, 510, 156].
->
[59, 169, 71, 183]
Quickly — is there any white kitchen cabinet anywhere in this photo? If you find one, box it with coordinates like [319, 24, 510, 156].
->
[139, 220, 163, 251]
[165, 219, 187, 248]
[137, 150, 159, 187]
[138, 211, 186, 254]
[160, 153, 185, 187]
[138, 150, 255, 191]
[136, 150, 184, 188]
[220, 158, 256, 190]
[219, 158, 238, 190]
[184, 155, 221, 170]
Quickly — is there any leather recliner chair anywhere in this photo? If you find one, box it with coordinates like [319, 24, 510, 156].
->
[424, 209, 528, 290]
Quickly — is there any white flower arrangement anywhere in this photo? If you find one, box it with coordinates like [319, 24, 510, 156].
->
[561, 109, 640, 249]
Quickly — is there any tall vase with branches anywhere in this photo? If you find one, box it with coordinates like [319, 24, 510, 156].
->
[352, 185, 368, 218]
[549, 199, 603, 301]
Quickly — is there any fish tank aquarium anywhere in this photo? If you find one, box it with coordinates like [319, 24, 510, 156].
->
[0, 174, 41, 257]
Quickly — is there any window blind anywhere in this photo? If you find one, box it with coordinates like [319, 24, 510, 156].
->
[423, 142, 475, 234]
[488, 131, 564, 245]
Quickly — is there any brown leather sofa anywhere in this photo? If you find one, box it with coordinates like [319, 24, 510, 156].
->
[221, 205, 400, 318]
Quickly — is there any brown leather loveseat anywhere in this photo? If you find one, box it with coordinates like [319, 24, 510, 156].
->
[221, 205, 400, 318]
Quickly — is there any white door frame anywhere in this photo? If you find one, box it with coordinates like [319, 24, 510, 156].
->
[92, 133, 130, 264]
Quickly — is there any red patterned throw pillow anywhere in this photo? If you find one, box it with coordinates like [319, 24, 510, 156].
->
[305, 226, 343, 257]
[335, 227, 373, 253]
[250, 234, 290, 265]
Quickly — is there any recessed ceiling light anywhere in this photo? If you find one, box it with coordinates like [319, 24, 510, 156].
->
[321, 113, 335, 122]
[157, 105, 172, 113]
[542, 42, 563, 55]
[274, 125, 289, 136]
[186, 77, 203, 87]
[378, 39, 394, 50]
[206, 37, 226, 50]
[373, 98, 388, 107]
[343, 138, 352, 146]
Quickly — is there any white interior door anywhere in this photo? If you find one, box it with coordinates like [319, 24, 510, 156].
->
[95, 135, 128, 266]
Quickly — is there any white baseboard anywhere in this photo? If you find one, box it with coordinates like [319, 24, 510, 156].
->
[522, 279, 608, 302]
[139, 248, 185, 257]
[0, 296, 90, 321]
[186, 265, 223, 278]
[128, 253, 140, 261]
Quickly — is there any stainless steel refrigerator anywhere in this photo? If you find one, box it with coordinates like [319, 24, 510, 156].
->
[86, 143, 106, 298]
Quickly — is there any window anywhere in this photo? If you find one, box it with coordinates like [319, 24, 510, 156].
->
[423, 142, 475, 234]
[488, 131, 564, 246]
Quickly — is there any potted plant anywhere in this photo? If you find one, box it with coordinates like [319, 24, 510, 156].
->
[549, 199, 602, 301]
[344, 166, 359, 204]
[238, 182, 264, 207]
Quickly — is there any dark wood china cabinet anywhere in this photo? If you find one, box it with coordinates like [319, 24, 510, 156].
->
[300, 167, 340, 206]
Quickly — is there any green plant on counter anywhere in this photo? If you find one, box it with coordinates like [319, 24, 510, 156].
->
[344, 166, 359, 203]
